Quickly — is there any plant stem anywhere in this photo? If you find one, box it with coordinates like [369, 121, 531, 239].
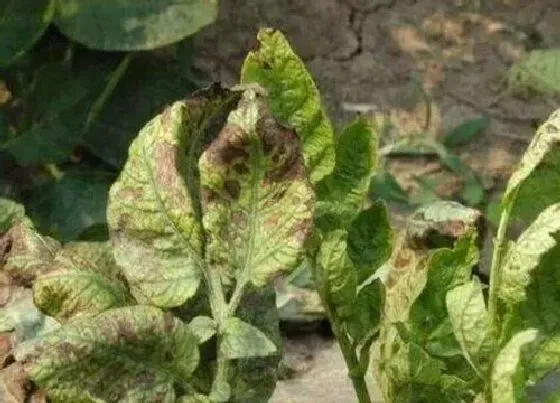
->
[488, 200, 512, 337]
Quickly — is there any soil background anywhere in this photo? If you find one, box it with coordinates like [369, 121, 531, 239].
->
[191, 1, 560, 402]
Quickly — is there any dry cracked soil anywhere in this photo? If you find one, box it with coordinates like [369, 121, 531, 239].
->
[192, 1, 560, 402]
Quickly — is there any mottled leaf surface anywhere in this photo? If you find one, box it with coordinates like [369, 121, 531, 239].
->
[220, 317, 276, 360]
[199, 89, 314, 287]
[446, 280, 492, 375]
[189, 316, 216, 344]
[492, 329, 539, 403]
[55, 0, 218, 51]
[33, 242, 133, 322]
[16, 306, 199, 402]
[315, 117, 378, 227]
[0, 198, 25, 232]
[241, 28, 335, 184]
[108, 86, 240, 307]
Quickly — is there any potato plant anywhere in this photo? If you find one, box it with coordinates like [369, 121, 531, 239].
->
[2, 27, 560, 403]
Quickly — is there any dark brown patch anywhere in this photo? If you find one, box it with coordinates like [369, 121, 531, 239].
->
[117, 320, 138, 343]
[291, 218, 313, 244]
[204, 126, 249, 166]
[233, 162, 249, 175]
[153, 143, 187, 207]
[223, 180, 241, 199]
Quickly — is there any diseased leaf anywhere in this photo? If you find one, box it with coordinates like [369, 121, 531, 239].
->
[492, 329, 539, 403]
[220, 317, 277, 360]
[108, 85, 240, 307]
[508, 50, 560, 95]
[241, 28, 335, 184]
[347, 201, 392, 284]
[189, 316, 216, 344]
[54, 0, 218, 51]
[315, 230, 357, 319]
[442, 117, 490, 148]
[15, 306, 199, 402]
[0, 198, 25, 232]
[315, 117, 378, 227]
[388, 342, 445, 385]
[33, 242, 134, 322]
[500, 203, 560, 305]
[199, 88, 314, 287]
[503, 110, 560, 224]
[446, 280, 493, 375]
[0, 221, 60, 286]
[0, 0, 54, 67]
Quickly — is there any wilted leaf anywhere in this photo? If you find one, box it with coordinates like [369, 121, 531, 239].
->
[0, 0, 54, 67]
[33, 241, 133, 322]
[54, 0, 218, 51]
[108, 85, 240, 307]
[0, 198, 25, 232]
[315, 117, 378, 227]
[220, 317, 277, 360]
[315, 230, 357, 319]
[241, 28, 335, 184]
[189, 316, 216, 344]
[347, 201, 392, 283]
[199, 88, 314, 287]
[446, 280, 493, 375]
[0, 221, 60, 286]
[16, 306, 199, 402]
[508, 50, 560, 95]
[28, 172, 113, 242]
[442, 117, 490, 148]
[503, 109, 560, 224]
[492, 329, 539, 403]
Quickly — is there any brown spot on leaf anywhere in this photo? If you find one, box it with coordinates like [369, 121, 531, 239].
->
[291, 218, 313, 244]
[117, 320, 138, 343]
[224, 180, 241, 200]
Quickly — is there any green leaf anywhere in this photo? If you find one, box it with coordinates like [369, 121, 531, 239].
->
[315, 117, 378, 227]
[241, 28, 335, 184]
[347, 201, 392, 284]
[315, 230, 357, 319]
[499, 203, 560, 305]
[33, 242, 134, 322]
[54, 0, 218, 51]
[344, 280, 381, 349]
[442, 117, 490, 148]
[189, 315, 216, 344]
[16, 306, 200, 402]
[508, 50, 560, 95]
[220, 317, 277, 360]
[0, 0, 54, 67]
[0, 221, 60, 285]
[388, 342, 445, 385]
[0, 198, 25, 232]
[199, 88, 314, 287]
[446, 279, 493, 375]
[492, 329, 539, 403]
[503, 109, 560, 224]
[28, 172, 113, 242]
[82, 56, 199, 168]
[107, 85, 240, 307]
[437, 150, 484, 206]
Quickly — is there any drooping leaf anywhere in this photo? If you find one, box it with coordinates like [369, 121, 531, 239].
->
[33, 241, 133, 322]
[54, 0, 218, 51]
[508, 50, 560, 95]
[315, 117, 378, 227]
[442, 117, 490, 148]
[315, 230, 357, 319]
[189, 316, 216, 344]
[28, 172, 113, 242]
[0, 198, 25, 232]
[241, 28, 335, 184]
[0, 0, 54, 67]
[503, 109, 560, 225]
[220, 317, 277, 360]
[347, 201, 392, 284]
[0, 221, 60, 286]
[199, 88, 314, 287]
[15, 306, 200, 402]
[107, 85, 240, 307]
[499, 203, 560, 305]
[491, 329, 539, 403]
[446, 280, 493, 375]
[82, 56, 199, 168]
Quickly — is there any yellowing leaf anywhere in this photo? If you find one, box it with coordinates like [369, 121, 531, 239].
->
[220, 317, 277, 360]
[199, 88, 314, 287]
[241, 28, 335, 184]
[508, 50, 560, 95]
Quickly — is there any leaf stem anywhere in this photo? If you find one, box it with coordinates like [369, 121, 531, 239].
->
[488, 199, 512, 338]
